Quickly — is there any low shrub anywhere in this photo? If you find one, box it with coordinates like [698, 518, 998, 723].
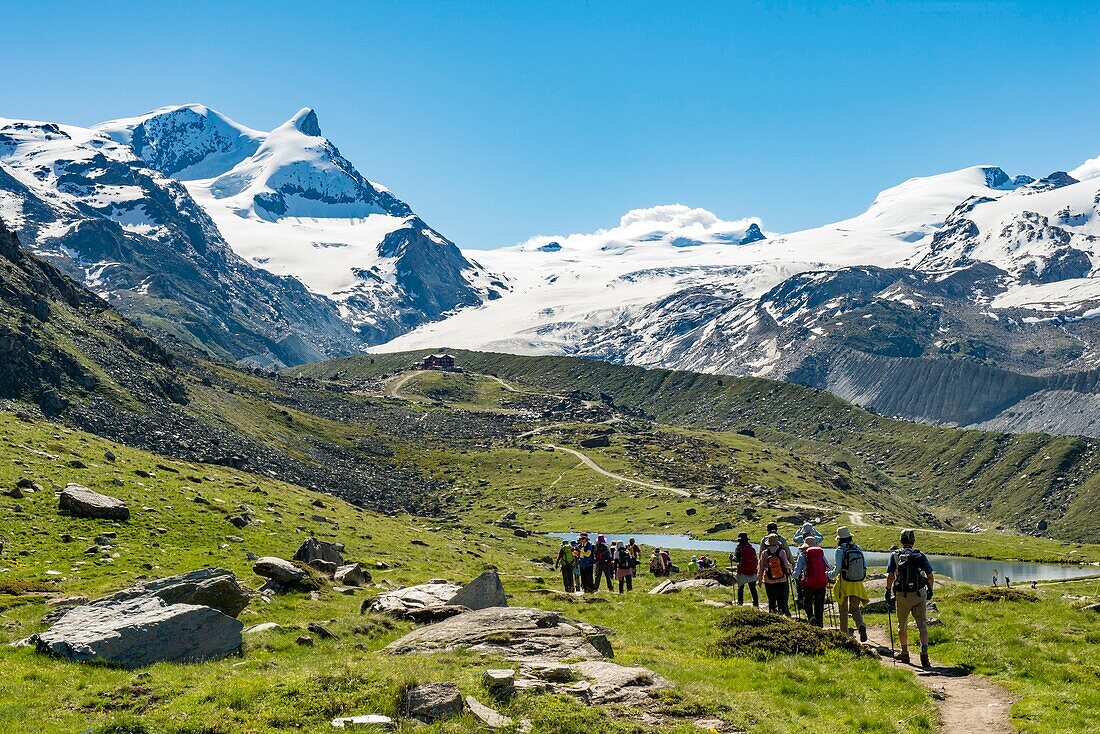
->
[955, 588, 1040, 604]
[714, 607, 871, 660]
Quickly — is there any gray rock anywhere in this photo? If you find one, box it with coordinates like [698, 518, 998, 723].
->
[243, 622, 281, 634]
[447, 570, 507, 611]
[331, 714, 394, 729]
[483, 668, 515, 692]
[334, 563, 371, 587]
[93, 568, 251, 617]
[293, 537, 344, 566]
[309, 559, 338, 576]
[296, 635, 314, 646]
[364, 583, 462, 617]
[651, 578, 721, 594]
[307, 622, 337, 639]
[253, 557, 308, 584]
[59, 484, 129, 521]
[519, 660, 576, 682]
[404, 682, 463, 723]
[465, 696, 513, 729]
[570, 660, 673, 706]
[386, 606, 612, 661]
[34, 597, 242, 668]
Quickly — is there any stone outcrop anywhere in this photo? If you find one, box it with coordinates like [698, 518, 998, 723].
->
[58, 484, 129, 521]
[385, 606, 613, 660]
[94, 568, 251, 617]
[364, 583, 462, 617]
[649, 578, 722, 594]
[465, 696, 513, 729]
[447, 570, 507, 611]
[570, 660, 673, 706]
[34, 596, 242, 668]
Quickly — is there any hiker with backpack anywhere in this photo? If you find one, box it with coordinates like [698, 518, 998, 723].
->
[734, 532, 760, 606]
[758, 533, 793, 616]
[614, 540, 636, 593]
[885, 529, 936, 668]
[628, 538, 641, 566]
[576, 533, 596, 593]
[595, 534, 615, 592]
[829, 526, 869, 641]
[554, 540, 576, 593]
[793, 536, 831, 627]
[758, 522, 792, 561]
[793, 523, 823, 546]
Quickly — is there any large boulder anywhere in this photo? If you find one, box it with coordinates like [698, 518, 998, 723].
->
[253, 557, 308, 584]
[403, 682, 463, 723]
[59, 484, 129, 521]
[364, 583, 462, 617]
[95, 568, 251, 617]
[385, 606, 613, 660]
[292, 537, 344, 566]
[34, 596, 242, 668]
[447, 570, 507, 611]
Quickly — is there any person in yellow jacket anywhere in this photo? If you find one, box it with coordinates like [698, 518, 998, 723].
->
[829, 526, 869, 642]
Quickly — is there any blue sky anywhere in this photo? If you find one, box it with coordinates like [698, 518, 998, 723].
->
[3, 1, 1098, 249]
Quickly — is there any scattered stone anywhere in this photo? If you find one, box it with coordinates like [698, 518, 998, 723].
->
[570, 660, 674, 706]
[244, 622, 281, 634]
[16, 478, 40, 491]
[309, 559, 339, 576]
[6, 487, 23, 499]
[579, 434, 611, 449]
[59, 484, 129, 521]
[386, 607, 612, 660]
[293, 537, 345, 566]
[465, 696, 513, 729]
[296, 635, 314, 646]
[227, 536, 245, 543]
[227, 515, 250, 528]
[307, 622, 337, 639]
[520, 660, 575, 682]
[104, 450, 116, 462]
[33, 597, 242, 668]
[331, 714, 394, 730]
[447, 570, 507, 611]
[404, 682, 463, 723]
[364, 583, 462, 617]
[483, 668, 516, 693]
[253, 557, 308, 585]
[334, 563, 371, 587]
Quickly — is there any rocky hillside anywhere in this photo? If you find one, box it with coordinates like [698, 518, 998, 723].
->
[298, 349, 1100, 542]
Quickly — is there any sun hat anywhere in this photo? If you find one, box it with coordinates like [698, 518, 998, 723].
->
[805, 536, 820, 547]
[737, 531, 750, 542]
[766, 522, 778, 532]
[766, 533, 780, 546]
[836, 526, 853, 540]
[596, 534, 606, 544]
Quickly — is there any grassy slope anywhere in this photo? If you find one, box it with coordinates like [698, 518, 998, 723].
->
[1, 411, 944, 734]
[297, 350, 1100, 542]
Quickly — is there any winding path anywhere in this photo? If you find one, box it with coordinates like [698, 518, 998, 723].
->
[865, 627, 1015, 734]
[542, 444, 690, 497]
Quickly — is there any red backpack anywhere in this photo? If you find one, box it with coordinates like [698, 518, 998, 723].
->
[737, 545, 757, 575]
[801, 547, 828, 590]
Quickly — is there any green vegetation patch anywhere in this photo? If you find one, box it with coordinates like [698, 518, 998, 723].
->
[715, 608, 872, 660]
[954, 587, 1041, 604]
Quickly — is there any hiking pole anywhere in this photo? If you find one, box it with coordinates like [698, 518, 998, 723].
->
[886, 596, 897, 664]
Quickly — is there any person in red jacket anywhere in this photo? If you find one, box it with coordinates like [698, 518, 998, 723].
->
[793, 537, 832, 627]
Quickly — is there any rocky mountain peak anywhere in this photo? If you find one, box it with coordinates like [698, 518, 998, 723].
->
[287, 107, 322, 137]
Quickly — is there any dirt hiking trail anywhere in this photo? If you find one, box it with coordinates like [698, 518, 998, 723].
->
[866, 626, 1015, 734]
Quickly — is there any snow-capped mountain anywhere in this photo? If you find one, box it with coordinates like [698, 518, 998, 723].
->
[0, 116, 363, 366]
[98, 105, 502, 341]
[380, 162, 1100, 436]
[0, 104, 501, 365]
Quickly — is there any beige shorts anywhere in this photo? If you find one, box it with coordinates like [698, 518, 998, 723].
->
[895, 588, 928, 630]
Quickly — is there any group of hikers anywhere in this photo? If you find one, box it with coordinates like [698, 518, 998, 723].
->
[554, 522, 937, 668]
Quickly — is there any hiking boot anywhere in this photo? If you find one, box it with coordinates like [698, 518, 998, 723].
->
[858, 626, 868, 643]
[897, 650, 911, 664]
[920, 650, 931, 669]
